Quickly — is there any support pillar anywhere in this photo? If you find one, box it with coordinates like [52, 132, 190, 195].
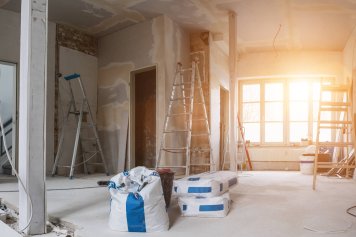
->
[229, 11, 237, 171]
[19, 0, 48, 234]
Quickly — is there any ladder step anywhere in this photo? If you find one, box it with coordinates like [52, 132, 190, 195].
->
[192, 118, 207, 121]
[168, 113, 191, 117]
[173, 83, 192, 86]
[80, 138, 97, 142]
[321, 85, 349, 92]
[316, 162, 356, 169]
[157, 165, 187, 168]
[83, 151, 99, 154]
[317, 142, 353, 147]
[191, 148, 211, 152]
[319, 120, 352, 124]
[319, 107, 348, 112]
[190, 164, 212, 166]
[320, 102, 351, 107]
[319, 126, 348, 129]
[86, 162, 105, 166]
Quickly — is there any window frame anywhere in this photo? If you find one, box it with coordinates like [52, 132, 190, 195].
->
[238, 77, 335, 146]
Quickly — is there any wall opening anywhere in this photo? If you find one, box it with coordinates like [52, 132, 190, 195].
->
[131, 66, 157, 168]
[0, 61, 17, 175]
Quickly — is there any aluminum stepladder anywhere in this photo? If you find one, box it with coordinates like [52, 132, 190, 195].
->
[52, 73, 109, 179]
[313, 82, 356, 189]
[155, 60, 214, 176]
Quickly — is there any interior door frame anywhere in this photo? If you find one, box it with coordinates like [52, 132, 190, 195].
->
[129, 65, 157, 169]
[0, 60, 18, 173]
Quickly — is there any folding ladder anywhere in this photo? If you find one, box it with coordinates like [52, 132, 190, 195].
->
[313, 83, 356, 189]
[52, 73, 109, 179]
[155, 60, 214, 176]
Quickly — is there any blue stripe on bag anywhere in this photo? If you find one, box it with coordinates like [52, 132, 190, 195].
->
[126, 193, 146, 232]
[188, 177, 200, 181]
[228, 177, 237, 187]
[188, 187, 212, 193]
[199, 204, 224, 212]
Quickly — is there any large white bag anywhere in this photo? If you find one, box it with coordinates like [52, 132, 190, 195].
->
[178, 193, 230, 217]
[108, 167, 169, 232]
[173, 171, 238, 197]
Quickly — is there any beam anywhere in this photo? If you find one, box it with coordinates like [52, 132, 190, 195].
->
[19, 0, 48, 234]
[229, 11, 237, 171]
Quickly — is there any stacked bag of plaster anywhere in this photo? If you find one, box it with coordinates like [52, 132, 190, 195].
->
[108, 166, 169, 232]
[174, 171, 238, 218]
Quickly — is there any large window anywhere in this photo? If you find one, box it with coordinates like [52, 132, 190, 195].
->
[239, 78, 333, 145]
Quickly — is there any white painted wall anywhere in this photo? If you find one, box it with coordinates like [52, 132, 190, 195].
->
[236, 50, 343, 170]
[98, 15, 190, 173]
[57, 46, 98, 174]
[0, 9, 56, 174]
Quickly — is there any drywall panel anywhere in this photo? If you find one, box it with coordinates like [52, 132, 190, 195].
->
[57, 46, 98, 175]
[98, 15, 190, 174]
[237, 51, 343, 80]
[0, 9, 56, 175]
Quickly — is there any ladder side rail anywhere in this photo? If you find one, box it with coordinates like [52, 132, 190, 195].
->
[237, 114, 253, 170]
[156, 64, 182, 169]
[195, 61, 215, 170]
[313, 83, 323, 190]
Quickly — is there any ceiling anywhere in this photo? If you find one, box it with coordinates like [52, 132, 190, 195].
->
[1, 0, 356, 54]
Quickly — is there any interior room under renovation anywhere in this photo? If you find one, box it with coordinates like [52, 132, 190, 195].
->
[1, 0, 356, 236]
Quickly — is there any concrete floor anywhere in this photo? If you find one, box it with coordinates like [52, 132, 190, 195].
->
[1, 171, 356, 236]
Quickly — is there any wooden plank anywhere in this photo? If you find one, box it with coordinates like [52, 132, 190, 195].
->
[18, 0, 47, 234]
[317, 142, 353, 147]
[118, 110, 129, 172]
[319, 120, 352, 124]
[321, 85, 349, 92]
[320, 102, 350, 107]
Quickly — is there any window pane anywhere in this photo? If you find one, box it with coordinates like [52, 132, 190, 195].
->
[290, 122, 308, 142]
[265, 102, 283, 121]
[290, 101, 308, 121]
[312, 82, 320, 101]
[243, 123, 260, 142]
[243, 102, 260, 122]
[265, 83, 283, 101]
[289, 81, 309, 101]
[265, 122, 283, 142]
[242, 84, 260, 102]
[313, 123, 331, 142]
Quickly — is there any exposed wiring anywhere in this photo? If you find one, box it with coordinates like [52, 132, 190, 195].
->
[0, 102, 33, 233]
[273, 24, 282, 57]
[347, 206, 356, 217]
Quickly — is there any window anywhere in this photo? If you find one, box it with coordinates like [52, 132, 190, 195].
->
[239, 77, 333, 145]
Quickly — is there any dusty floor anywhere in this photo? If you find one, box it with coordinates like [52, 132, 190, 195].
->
[0, 171, 356, 237]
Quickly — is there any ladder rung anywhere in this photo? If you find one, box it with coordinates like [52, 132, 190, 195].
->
[317, 142, 353, 147]
[192, 118, 207, 121]
[319, 126, 348, 129]
[83, 151, 99, 154]
[319, 120, 352, 124]
[86, 162, 104, 166]
[194, 102, 205, 105]
[164, 130, 190, 133]
[173, 83, 192, 86]
[321, 85, 349, 92]
[320, 102, 350, 107]
[80, 138, 97, 142]
[319, 107, 348, 112]
[316, 162, 356, 169]
[157, 165, 187, 168]
[190, 164, 212, 166]
[191, 148, 211, 152]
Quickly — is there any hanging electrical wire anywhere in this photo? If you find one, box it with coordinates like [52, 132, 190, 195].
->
[273, 24, 282, 57]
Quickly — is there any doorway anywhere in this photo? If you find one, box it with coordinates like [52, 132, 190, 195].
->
[131, 66, 156, 168]
[0, 61, 17, 175]
[220, 87, 229, 170]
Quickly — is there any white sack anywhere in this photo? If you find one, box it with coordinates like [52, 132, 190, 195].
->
[178, 192, 230, 217]
[108, 166, 169, 232]
[173, 171, 238, 197]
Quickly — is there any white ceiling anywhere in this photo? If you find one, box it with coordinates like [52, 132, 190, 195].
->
[1, 0, 356, 54]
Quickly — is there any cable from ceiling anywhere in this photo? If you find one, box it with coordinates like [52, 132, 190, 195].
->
[273, 24, 282, 58]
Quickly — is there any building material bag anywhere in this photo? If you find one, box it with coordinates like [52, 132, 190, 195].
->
[178, 193, 230, 217]
[173, 171, 238, 197]
[108, 166, 169, 232]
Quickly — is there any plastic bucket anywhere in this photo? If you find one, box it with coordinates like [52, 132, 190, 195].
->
[299, 155, 314, 175]
[157, 169, 175, 208]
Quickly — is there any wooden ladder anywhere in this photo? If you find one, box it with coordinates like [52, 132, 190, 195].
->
[313, 83, 356, 190]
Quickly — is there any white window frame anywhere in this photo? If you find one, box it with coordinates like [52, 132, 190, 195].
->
[238, 77, 335, 146]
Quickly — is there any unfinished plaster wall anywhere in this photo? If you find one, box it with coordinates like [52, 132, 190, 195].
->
[0, 9, 56, 174]
[237, 50, 343, 170]
[209, 34, 229, 170]
[98, 15, 190, 174]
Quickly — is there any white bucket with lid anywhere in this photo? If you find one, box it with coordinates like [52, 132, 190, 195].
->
[299, 155, 314, 175]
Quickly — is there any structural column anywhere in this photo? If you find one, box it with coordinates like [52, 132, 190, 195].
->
[229, 11, 237, 171]
[19, 0, 48, 234]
